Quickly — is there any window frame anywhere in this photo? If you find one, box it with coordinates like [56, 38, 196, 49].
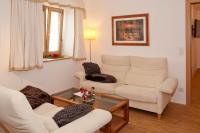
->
[43, 6, 64, 57]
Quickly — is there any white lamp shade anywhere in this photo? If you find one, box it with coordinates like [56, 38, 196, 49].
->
[84, 28, 96, 40]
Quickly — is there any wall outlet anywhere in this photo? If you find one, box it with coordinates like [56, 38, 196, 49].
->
[179, 47, 184, 56]
[179, 87, 184, 92]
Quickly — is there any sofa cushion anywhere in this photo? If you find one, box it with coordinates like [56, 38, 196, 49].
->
[102, 55, 130, 66]
[125, 56, 168, 88]
[126, 72, 166, 88]
[0, 86, 48, 133]
[115, 85, 157, 103]
[101, 55, 131, 84]
[80, 80, 119, 94]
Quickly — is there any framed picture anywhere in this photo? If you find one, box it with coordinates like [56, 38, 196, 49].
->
[112, 13, 149, 46]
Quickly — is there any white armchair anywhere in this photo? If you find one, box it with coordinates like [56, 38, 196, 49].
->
[0, 86, 112, 133]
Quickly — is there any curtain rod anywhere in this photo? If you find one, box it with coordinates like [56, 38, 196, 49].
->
[30, 0, 85, 11]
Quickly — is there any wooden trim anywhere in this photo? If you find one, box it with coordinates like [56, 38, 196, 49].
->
[43, 6, 64, 57]
[48, 7, 64, 13]
[186, 0, 192, 106]
[112, 13, 149, 46]
[43, 56, 72, 62]
[46, 6, 51, 56]
[52, 96, 79, 105]
[9, 65, 43, 72]
[59, 9, 64, 55]
[46, 1, 85, 11]
[109, 101, 128, 112]
[73, 9, 76, 57]
[43, 6, 48, 56]
[72, 57, 87, 61]
[104, 122, 111, 133]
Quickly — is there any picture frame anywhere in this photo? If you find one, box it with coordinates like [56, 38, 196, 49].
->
[112, 13, 149, 46]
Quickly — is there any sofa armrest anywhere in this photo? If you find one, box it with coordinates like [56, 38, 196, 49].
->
[52, 109, 112, 133]
[159, 78, 178, 95]
[74, 71, 85, 81]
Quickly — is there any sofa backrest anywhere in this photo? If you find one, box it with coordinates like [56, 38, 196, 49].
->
[125, 56, 168, 88]
[101, 55, 131, 84]
[0, 86, 48, 133]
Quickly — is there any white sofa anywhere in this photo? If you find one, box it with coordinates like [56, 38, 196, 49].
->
[0, 86, 112, 133]
[75, 55, 178, 117]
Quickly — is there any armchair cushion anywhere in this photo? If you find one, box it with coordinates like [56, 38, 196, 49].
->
[34, 103, 63, 118]
[34, 103, 62, 132]
[159, 78, 178, 94]
[35, 114, 59, 132]
[0, 86, 48, 133]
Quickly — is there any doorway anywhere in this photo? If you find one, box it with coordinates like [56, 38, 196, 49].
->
[191, 3, 200, 106]
[186, 0, 200, 106]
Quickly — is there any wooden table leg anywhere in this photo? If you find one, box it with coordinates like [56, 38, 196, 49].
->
[124, 101, 129, 122]
[104, 122, 111, 133]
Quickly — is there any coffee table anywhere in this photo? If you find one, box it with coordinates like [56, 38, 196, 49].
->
[52, 88, 129, 133]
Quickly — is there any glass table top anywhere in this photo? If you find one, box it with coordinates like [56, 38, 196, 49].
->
[53, 88, 126, 111]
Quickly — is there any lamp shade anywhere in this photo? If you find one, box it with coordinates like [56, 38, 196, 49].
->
[84, 28, 96, 40]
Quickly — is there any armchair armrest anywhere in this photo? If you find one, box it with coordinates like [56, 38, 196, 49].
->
[159, 78, 178, 95]
[74, 71, 85, 81]
[52, 109, 112, 133]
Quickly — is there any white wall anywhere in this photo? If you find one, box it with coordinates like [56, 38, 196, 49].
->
[84, 0, 186, 104]
[0, 0, 81, 94]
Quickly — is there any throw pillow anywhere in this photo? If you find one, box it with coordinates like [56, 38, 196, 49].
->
[20, 86, 51, 109]
[82, 62, 101, 75]
[53, 104, 93, 127]
[86, 74, 117, 83]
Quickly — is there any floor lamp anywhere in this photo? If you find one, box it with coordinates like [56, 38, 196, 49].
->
[84, 28, 97, 62]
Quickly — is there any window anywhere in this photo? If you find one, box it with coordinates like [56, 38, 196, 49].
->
[43, 6, 64, 58]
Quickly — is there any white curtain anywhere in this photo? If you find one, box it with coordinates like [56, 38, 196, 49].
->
[62, 7, 75, 57]
[73, 9, 86, 59]
[45, 0, 85, 8]
[10, 0, 44, 71]
[62, 8, 86, 59]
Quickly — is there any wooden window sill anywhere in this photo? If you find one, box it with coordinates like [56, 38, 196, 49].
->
[43, 56, 72, 63]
